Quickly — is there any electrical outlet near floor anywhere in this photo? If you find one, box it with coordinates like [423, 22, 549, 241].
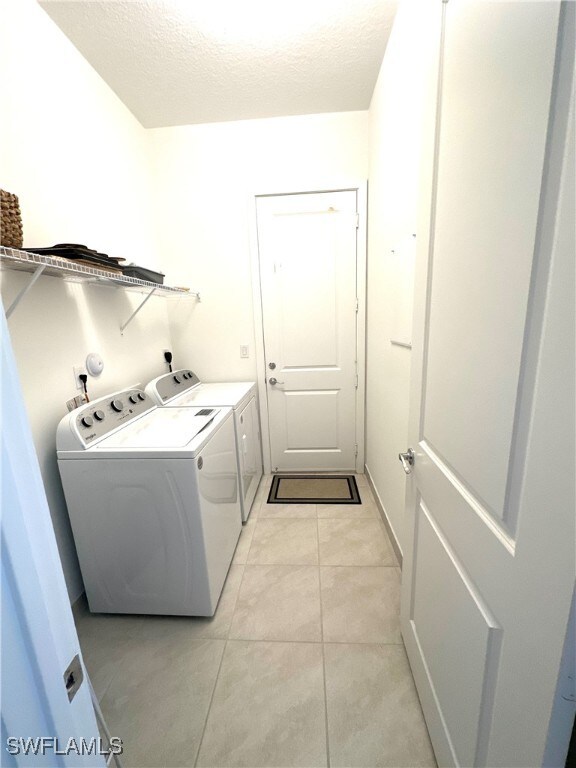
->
[240, 345, 249, 358]
[73, 365, 87, 390]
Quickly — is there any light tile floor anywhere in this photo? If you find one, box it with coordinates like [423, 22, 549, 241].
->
[74, 474, 436, 768]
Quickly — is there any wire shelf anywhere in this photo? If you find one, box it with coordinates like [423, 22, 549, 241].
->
[0, 246, 195, 297]
[1, 245, 199, 331]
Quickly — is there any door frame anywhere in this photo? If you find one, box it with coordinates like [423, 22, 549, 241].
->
[248, 181, 368, 475]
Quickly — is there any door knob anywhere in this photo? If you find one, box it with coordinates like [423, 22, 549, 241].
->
[398, 448, 415, 474]
[269, 377, 284, 386]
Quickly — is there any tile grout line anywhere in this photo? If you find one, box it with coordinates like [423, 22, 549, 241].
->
[223, 637, 405, 646]
[237, 562, 398, 568]
[93, 662, 119, 710]
[193, 639, 229, 768]
[319, 563, 398, 568]
[242, 502, 261, 564]
[317, 513, 331, 768]
[194, 515, 254, 768]
[226, 557, 250, 637]
[77, 615, 147, 708]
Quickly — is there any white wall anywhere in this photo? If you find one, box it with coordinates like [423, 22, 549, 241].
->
[0, 0, 171, 601]
[365, 0, 439, 554]
[1, 3, 369, 601]
[147, 112, 369, 381]
[0, 0, 416, 600]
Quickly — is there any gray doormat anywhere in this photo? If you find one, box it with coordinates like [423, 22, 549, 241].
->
[267, 475, 361, 504]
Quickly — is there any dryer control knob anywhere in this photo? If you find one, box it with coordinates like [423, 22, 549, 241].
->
[111, 399, 124, 412]
[174, 375, 181, 384]
[138, 393, 146, 401]
[129, 394, 138, 404]
[94, 410, 105, 421]
[81, 416, 94, 428]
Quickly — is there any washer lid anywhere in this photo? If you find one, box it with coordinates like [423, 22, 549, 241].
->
[168, 382, 256, 408]
[95, 406, 221, 449]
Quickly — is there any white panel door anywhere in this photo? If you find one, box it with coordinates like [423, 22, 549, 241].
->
[2, 306, 105, 766]
[256, 191, 359, 471]
[401, 3, 575, 767]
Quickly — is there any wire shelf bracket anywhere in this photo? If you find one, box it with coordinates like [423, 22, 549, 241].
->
[6, 263, 46, 318]
[120, 287, 158, 335]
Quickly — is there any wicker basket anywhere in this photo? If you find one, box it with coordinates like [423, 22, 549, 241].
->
[0, 189, 23, 248]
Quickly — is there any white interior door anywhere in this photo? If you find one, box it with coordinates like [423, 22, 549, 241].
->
[1, 305, 105, 767]
[401, 3, 575, 767]
[256, 190, 360, 472]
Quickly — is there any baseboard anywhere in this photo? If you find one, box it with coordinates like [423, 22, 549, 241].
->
[364, 464, 403, 568]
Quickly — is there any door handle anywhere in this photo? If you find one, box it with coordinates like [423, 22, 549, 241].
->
[269, 377, 284, 386]
[398, 448, 415, 474]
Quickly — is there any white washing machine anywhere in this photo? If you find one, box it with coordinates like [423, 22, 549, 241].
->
[57, 388, 241, 616]
[145, 371, 263, 522]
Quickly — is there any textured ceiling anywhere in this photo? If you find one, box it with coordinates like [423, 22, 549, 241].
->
[38, 0, 398, 128]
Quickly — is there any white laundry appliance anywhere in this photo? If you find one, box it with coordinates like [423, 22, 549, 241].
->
[145, 371, 262, 522]
[57, 388, 241, 616]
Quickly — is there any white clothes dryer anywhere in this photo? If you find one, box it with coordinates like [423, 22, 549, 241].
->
[57, 388, 241, 616]
[145, 371, 263, 522]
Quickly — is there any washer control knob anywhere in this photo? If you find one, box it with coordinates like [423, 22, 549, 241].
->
[94, 410, 105, 421]
[129, 394, 138, 404]
[81, 416, 94, 428]
[138, 392, 146, 401]
[111, 399, 124, 412]
[174, 375, 181, 384]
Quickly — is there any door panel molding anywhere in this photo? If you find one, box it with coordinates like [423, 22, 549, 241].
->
[420, 440, 516, 554]
[420, 0, 559, 522]
[411, 504, 501, 768]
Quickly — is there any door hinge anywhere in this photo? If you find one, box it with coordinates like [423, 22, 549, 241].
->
[355, 298, 359, 313]
[354, 443, 358, 457]
[355, 372, 359, 389]
[355, 213, 360, 229]
[63, 654, 84, 702]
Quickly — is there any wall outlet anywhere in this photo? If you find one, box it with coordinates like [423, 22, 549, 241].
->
[66, 394, 87, 412]
[240, 345, 249, 359]
[73, 365, 87, 391]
